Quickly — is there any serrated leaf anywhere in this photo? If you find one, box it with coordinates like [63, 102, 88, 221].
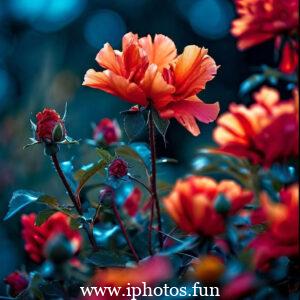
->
[75, 160, 107, 200]
[87, 249, 130, 267]
[4, 190, 58, 221]
[35, 209, 56, 226]
[96, 148, 113, 163]
[152, 109, 169, 141]
[123, 111, 145, 140]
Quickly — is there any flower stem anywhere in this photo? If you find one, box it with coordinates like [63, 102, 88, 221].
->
[112, 199, 139, 263]
[50, 153, 98, 251]
[148, 108, 163, 251]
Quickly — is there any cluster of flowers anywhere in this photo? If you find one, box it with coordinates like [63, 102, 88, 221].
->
[3, 0, 299, 299]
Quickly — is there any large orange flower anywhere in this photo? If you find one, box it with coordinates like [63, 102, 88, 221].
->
[250, 184, 299, 271]
[213, 86, 299, 166]
[231, 0, 299, 50]
[163, 176, 253, 236]
[82, 256, 172, 300]
[83, 32, 219, 135]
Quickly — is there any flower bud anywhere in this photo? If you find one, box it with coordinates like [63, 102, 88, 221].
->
[44, 234, 74, 264]
[108, 158, 128, 178]
[4, 271, 29, 297]
[93, 118, 121, 145]
[99, 186, 114, 204]
[36, 108, 66, 143]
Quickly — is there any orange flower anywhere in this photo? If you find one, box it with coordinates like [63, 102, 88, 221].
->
[82, 256, 172, 300]
[213, 86, 299, 166]
[231, 0, 299, 50]
[163, 176, 253, 236]
[83, 32, 219, 135]
[250, 184, 299, 271]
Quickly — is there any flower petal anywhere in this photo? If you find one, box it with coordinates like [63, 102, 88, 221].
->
[96, 43, 124, 76]
[139, 34, 177, 70]
[83, 69, 147, 106]
[159, 96, 219, 136]
[173, 46, 218, 99]
[139, 64, 175, 109]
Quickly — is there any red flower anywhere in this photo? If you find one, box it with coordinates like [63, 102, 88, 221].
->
[83, 32, 219, 136]
[249, 184, 299, 271]
[4, 271, 29, 297]
[36, 108, 66, 143]
[21, 212, 82, 263]
[221, 273, 257, 300]
[276, 37, 299, 74]
[213, 86, 299, 166]
[123, 187, 141, 217]
[82, 256, 172, 300]
[231, 0, 299, 50]
[93, 118, 121, 145]
[108, 158, 128, 178]
[163, 176, 253, 236]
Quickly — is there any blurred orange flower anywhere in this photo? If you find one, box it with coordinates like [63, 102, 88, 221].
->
[231, 0, 299, 50]
[83, 32, 219, 135]
[250, 184, 299, 271]
[163, 176, 253, 236]
[213, 86, 299, 166]
[83, 256, 172, 300]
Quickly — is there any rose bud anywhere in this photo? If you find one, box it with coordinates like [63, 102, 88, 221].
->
[4, 271, 29, 297]
[36, 108, 66, 143]
[93, 118, 121, 145]
[108, 158, 128, 178]
[98, 186, 115, 205]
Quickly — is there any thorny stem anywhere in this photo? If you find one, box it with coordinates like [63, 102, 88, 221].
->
[112, 199, 140, 263]
[51, 153, 98, 251]
[148, 108, 164, 252]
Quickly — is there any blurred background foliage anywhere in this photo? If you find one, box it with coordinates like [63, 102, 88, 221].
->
[0, 0, 286, 292]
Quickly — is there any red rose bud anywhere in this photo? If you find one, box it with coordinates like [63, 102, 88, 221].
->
[36, 108, 66, 143]
[93, 118, 121, 145]
[4, 271, 29, 297]
[108, 158, 128, 178]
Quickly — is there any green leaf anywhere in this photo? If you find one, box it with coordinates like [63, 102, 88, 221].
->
[4, 190, 58, 221]
[152, 109, 169, 141]
[96, 148, 113, 163]
[69, 217, 82, 229]
[87, 249, 130, 267]
[75, 160, 107, 200]
[35, 209, 56, 226]
[123, 111, 145, 140]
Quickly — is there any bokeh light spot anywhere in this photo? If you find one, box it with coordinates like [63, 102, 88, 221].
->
[188, 0, 234, 40]
[84, 9, 126, 49]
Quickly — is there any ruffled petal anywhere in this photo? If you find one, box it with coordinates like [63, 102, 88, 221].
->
[83, 69, 147, 106]
[96, 43, 124, 76]
[139, 34, 177, 70]
[139, 64, 175, 109]
[159, 96, 219, 136]
[173, 46, 218, 99]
